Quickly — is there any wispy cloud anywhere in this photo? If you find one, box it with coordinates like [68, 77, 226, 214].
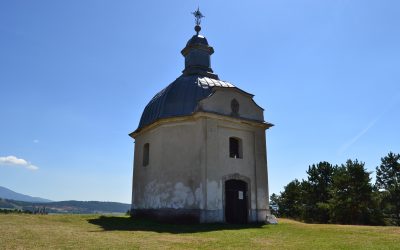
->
[0, 156, 39, 171]
[338, 92, 400, 155]
[33, 139, 39, 143]
[338, 118, 379, 154]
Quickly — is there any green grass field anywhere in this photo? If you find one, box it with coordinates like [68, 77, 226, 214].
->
[1, 214, 399, 249]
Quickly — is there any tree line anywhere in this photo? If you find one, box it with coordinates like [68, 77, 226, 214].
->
[270, 152, 400, 226]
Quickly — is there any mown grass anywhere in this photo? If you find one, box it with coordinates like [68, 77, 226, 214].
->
[1, 214, 400, 249]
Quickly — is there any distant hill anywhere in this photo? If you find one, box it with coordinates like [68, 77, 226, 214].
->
[0, 186, 52, 203]
[0, 199, 131, 214]
[0, 186, 131, 214]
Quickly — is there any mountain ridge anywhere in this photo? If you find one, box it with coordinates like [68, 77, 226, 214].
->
[0, 199, 131, 214]
[0, 186, 52, 203]
[0, 186, 131, 214]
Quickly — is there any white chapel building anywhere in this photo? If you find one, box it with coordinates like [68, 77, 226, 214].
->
[130, 10, 273, 223]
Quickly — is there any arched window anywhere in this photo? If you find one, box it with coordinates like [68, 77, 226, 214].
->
[143, 143, 150, 166]
[229, 137, 242, 159]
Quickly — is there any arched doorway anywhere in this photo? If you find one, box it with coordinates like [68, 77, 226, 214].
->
[225, 179, 248, 223]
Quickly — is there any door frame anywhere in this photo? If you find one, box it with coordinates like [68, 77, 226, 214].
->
[222, 173, 251, 223]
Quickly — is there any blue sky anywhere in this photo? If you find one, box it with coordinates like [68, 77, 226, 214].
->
[0, 1, 399, 203]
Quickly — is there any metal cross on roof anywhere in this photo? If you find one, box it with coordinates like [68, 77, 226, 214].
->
[192, 7, 204, 26]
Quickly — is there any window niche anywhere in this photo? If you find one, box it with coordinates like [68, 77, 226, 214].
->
[230, 99, 239, 117]
[229, 137, 242, 159]
[143, 143, 150, 166]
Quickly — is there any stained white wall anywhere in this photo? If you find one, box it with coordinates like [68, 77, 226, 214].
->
[198, 88, 264, 122]
[131, 88, 270, 222]
[132, 120, 204, 210]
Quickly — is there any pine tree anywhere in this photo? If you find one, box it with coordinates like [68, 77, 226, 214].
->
[302, 162, 335, 223]
[329, 159, 381, 225]
[278, 179, 303, 219]
[376, 152, 400, 225]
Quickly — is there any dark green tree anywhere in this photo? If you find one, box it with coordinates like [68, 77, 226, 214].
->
[277, 179, 304, 219]
[302, 162, 335, 223]
[269, 193, 280, 216]
[329, 159, 382, 225]
[375, 152, 400, 225]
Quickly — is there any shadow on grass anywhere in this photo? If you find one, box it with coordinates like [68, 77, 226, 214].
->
[87, 216, 264, 234]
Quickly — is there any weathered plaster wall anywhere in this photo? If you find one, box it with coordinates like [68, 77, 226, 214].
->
[202, 117, 269, 222]
[132, 120, 205, 210]
[131, 88, 270, 223]
[198, 88, 264, 122]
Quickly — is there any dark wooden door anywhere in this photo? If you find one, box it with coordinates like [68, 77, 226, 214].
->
[225, 179, 248, 224]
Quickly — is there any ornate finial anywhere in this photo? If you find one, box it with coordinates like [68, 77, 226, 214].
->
[192, 7, 204, 26]
[192, 7, 204, 35]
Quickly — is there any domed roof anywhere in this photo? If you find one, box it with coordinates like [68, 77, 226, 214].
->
[136, 75, 235, 131]
[186, 34, 209, 46]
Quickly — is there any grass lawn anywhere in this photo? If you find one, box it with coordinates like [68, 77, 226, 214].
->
[1, 214, 399, 249]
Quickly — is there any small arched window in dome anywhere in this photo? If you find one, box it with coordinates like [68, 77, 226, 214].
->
[143, 143, 150, 166]
[229, 137, 242, 159]
[231, 99, 239, 117]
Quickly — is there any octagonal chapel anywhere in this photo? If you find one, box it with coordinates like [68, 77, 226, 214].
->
[130, 10, 273, 223]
